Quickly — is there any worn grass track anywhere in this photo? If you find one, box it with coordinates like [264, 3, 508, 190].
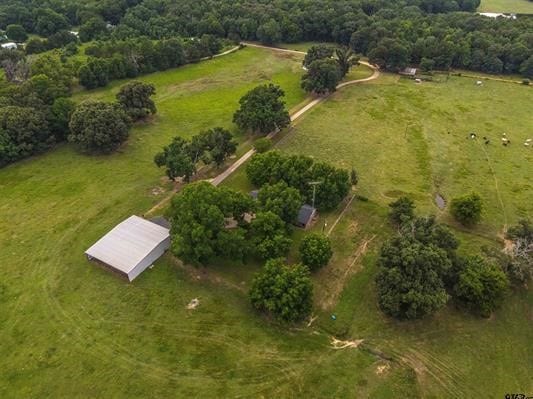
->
[0, 47, 415, 397]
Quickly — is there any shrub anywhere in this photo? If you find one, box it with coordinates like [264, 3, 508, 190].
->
[389, 197, 415, 226]
[254, 137, 272, 153]
[522, 79, 530, 86]
[249, 259, 313, 322]
[299, 233, 333, 270]
[116, 81, 156, 120]
[450, 193, 483, 226]
[453, 256, 508, 317]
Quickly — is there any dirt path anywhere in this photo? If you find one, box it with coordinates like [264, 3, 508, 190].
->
[210, 43, 380, 187]
[147, 43, 379, 210]
[476, 140, 508, 229]
[326, 193, 357, 237]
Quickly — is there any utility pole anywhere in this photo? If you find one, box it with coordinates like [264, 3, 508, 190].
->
[308, 181, 322, 209]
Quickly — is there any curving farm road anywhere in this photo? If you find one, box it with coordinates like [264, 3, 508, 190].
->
[210, 42, 380, 186]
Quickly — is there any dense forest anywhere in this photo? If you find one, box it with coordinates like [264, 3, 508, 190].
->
[0, 0, 532, 166]
[1, 0, 532, 75]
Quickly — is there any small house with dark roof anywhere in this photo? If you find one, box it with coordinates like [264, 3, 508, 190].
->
[295, 204, 317, 229]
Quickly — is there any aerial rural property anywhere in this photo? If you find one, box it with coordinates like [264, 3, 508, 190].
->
[0, 0, 531, 397]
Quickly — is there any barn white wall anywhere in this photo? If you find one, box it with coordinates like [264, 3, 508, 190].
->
[127, 236, 171, 281]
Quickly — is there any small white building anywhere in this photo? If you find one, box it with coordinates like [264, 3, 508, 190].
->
[1, 42, 17, 50]
[478, 12, 517, 20]
[85, 215, 170, 281]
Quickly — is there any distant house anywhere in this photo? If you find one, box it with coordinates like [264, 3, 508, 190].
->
[295, 204, 317, 229]
[399, 67, 417, 77]
[85, 215, 170, 281]
[69, 31, 79, 37]
[1, 42, 17, 50]
[250, 190, 259, 200]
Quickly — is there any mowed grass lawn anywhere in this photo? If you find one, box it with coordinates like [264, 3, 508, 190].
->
[0, 47, 417, 397]
[479, 0, 533, 13]
[274, 74, 533, 397]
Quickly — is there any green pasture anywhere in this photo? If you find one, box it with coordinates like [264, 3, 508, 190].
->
[479, 0, 533, 13]
[273, 72, 533, 397]
[0, 47, 416, 397]
[1, 42, 531, 397]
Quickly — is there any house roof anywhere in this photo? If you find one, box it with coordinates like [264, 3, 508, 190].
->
[85, 215, 169, 274]
[297, 204, 316, 225]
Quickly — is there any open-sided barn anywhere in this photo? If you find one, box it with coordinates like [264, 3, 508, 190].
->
[85, 215, 170, 281]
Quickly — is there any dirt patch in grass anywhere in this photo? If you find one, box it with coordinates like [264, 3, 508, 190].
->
[316, 235, 377, 310]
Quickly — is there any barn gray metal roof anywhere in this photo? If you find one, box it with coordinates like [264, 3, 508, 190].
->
[85, 215, 170, 274]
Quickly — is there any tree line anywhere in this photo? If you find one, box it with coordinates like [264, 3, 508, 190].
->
[2, 0, 532, 77]
[0, 52, 157, 166]
[79, 35, 224, 89]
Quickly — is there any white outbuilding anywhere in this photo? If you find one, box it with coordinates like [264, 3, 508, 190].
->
[85, 215, 170, 281]
[1, 42, 17, 50]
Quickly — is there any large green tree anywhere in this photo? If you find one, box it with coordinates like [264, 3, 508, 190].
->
[6, 24, 27, 42]
[233, 84, 290, 134]
[190, 127, 236, 167]
[256, 19, 281, 45]
[154, 137, 196, 182]
[335, 46, 360, 77]
[249, 259, 313, 322]
[168, 182, 254, 264]
[0, 106, 51, 166]
[78, 58, 109, 89]
[257, 181, 302, 224]
[116, 81, 156, 120]
[368, 38, 409, 72]
[299, 233, 333, 271]
[68, 101, 130, 154]
[249, 211, 292, 260]
[303, 45, 334, 68]
[376, 237, 451, 319]
[246, 151, 350, 211]
[49, 97, 76, 141]
[301, 59, 341, 94]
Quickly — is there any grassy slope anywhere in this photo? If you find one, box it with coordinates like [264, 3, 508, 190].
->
[479, 0, 533, 13]
[280, 74, 532, 235]
[274, 73, 533, 397]
[0, 47, 415, 397]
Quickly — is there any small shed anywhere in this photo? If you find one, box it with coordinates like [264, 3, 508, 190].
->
[295, 204, 317, 229]
[399, 67, 417, 77]
[85, 215, 170, 281]
[1, 42, 17, 50]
